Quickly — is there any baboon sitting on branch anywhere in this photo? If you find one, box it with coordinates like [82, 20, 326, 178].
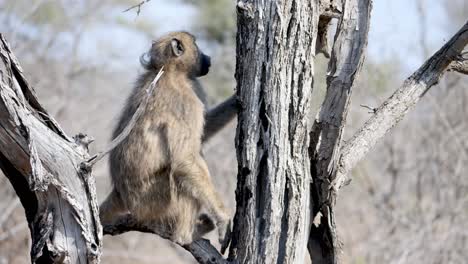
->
[100, 31, 237, 247]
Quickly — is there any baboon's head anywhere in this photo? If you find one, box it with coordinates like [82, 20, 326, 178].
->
[141, 31, 211, 77]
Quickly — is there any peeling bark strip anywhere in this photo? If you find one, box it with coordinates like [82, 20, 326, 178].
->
[231, 1, 318, 263]
[308, 0, 372, 263]
[336, 20, 468, 188]
[0, 34, 102, 263]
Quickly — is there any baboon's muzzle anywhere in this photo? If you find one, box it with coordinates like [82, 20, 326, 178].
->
[199, 54, 211, 76]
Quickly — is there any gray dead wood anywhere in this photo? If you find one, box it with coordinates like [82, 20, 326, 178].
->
[336, 20, 468, 191]
[231, 1, 318, 263]
[307, 0, 372, 263]
[0, 34, 102, 264]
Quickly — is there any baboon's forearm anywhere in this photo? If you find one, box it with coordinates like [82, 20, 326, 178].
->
[202, 95, 238, 142]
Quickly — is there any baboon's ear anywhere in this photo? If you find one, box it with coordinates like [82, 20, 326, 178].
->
[171, 38, 184, 57]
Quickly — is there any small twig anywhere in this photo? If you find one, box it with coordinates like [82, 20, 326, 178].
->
[360, 104, 376, 114]
[85, 68, 164, 167]
[123, 0, 151, 16]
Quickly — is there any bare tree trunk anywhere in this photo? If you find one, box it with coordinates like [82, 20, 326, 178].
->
[229, 1, 318, 263]
[227, 0, 372, 263]
[308, 0, 372, 263]
[0, 35, 102, 264]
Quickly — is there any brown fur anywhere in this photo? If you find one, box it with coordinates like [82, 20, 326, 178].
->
[100, 31, 234, 245]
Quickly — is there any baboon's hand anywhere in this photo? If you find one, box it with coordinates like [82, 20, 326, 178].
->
[218, 219, 232, 254]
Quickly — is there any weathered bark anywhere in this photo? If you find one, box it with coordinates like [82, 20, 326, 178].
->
[308, 0, 372, 263]
[0, 34, 102, 263]
[230, 1, 318, 263]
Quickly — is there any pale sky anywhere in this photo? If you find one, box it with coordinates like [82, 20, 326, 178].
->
[368, 0, 454, 72]
[78, 0, 456, 77]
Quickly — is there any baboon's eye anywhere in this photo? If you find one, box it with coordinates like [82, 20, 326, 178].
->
[170, 38, 184, 57]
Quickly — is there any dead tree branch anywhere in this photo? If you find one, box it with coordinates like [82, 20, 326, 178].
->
[336, 21, 468, 190]
[102, 215, 228, 264]
[0, 34, 102, 263]
[308, 0, 372, 263]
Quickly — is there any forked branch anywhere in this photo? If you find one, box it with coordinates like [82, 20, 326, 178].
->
[335, 21, 468, 191]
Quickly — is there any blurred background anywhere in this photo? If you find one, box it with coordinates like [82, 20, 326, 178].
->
[0, 0, 466, 263]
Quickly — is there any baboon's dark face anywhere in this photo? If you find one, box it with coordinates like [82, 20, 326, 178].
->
[198, 52, 211, 77]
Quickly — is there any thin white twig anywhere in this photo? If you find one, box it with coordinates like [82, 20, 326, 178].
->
[86, 68, 164, 166]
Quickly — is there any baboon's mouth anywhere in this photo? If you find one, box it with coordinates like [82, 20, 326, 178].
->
[200, 55, 211, 76]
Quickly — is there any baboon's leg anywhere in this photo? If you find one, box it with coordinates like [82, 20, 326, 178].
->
[176, 155, 231, 243]
[202, 95, 238, 142]
[166, 196, 201, 245]
[179, 156, 229, 222]
[169, 199, 218, 244]
[99, 189, 127, 225]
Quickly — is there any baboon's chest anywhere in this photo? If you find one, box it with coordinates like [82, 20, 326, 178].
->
[170, 92, 204, 134]
[142, 85, 205, 152]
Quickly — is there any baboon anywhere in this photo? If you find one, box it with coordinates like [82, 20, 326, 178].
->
[99, 31, 237, 246]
